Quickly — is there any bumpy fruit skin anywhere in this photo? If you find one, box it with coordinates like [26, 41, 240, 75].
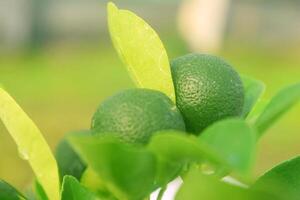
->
[171, 54, 244, 134]
[91, 89, 185, 144]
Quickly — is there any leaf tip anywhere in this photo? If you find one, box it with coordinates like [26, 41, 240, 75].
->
[107, 2, 118, 15]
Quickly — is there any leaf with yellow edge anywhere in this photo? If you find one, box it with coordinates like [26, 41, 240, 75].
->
[0, 87, 60, 200]
[107, 2, 175, 102]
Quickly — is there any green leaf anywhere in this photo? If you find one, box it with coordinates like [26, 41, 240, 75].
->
[61, 176, 100, 200]
[241, 75, 265, 118]
[68, 135, 156, 200]
[147, 131, 224, 186]
[176, 168, 280, 200]
[200, 119, 257, 176]
[55, 132, 87, 182]
[255, 83, 300, 135]
[34, 181, 48, 200]
[148, 131, 222, 166]
[0, 88, 60, 200]
[107, 2, 175, 102]
[81, 168, 106, 193]
[246, 99, 269, 123]
[80, 168, 112, 198]
[252, 156, 300, 200]
[0, 180, 25, 200]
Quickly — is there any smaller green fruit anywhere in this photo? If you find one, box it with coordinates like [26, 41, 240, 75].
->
[91, 89, 186, 144]
[55, 131, 87, 181]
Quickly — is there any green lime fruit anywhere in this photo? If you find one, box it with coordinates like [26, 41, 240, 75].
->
[171, 54, 244, 134]
[55, 131, 87, 182]
[91, 89, 186, 144]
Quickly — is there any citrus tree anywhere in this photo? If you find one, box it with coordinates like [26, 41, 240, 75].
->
[1, 2, 300, 200]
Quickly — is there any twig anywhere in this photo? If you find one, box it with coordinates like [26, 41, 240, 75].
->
[157, 186, 167, 200]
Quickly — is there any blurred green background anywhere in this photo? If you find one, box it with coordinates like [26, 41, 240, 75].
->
[0, 0, 300, 191]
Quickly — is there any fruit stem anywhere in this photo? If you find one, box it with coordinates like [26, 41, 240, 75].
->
[157, 186, 167, 200]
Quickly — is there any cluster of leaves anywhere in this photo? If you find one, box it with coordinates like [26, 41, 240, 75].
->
[0, 2, 300, 200]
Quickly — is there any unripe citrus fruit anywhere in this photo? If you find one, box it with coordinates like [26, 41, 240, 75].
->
[91, 89, 186, 144]
[171, 54, 244, 134]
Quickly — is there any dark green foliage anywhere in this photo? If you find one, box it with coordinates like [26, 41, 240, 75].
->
[176, 167, 280, 200]
[69, 135, 157, 200]
[255, 83, 300, 135]
[55, 132, 87, 182]
[200, 119, 256, 175]
[0, 180, 24, 200]
[61, 176, 99, 200]
[253, 156, 300, 200]
[241, 75, 265, 118]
